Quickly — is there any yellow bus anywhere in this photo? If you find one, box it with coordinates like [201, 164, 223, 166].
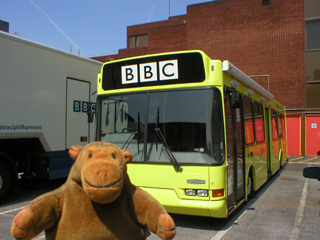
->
[94, 50, 288, 218]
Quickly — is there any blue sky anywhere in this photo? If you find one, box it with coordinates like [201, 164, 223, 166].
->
[1, 0, 211, 57]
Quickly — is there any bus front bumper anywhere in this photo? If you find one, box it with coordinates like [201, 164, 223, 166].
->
[140, 187, 228, 218]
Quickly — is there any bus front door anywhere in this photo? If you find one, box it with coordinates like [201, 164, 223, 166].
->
[225, 92, 245, 211]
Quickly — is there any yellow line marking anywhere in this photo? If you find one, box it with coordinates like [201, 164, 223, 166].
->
[289, 156, 304, 161]
[300, 157, 318, 162]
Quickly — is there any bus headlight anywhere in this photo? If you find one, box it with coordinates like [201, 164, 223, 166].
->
[185, 189, 208, 197]
[185, 189, 196, 196]
[197, 189, 208, 197]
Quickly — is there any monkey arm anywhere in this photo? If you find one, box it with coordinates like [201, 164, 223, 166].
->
[11, 185, 65, 240]
[132, 187, 176, 240]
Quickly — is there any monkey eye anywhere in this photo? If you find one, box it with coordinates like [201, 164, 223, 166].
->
[112, 153, 116, 159]
[89, 153, 93, 158]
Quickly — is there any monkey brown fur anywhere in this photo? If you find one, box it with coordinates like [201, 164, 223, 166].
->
[11, 141, 176, 240]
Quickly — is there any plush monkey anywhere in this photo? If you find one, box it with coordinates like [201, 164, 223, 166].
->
[11, 142, 176, 240]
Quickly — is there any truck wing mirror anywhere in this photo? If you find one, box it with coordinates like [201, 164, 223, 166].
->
[87, 110, 94, 123]
[303, 167, 320, 180]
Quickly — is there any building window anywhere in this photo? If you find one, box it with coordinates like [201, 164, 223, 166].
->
[129, 34, 148, 48]
[306, 18, 320, 50]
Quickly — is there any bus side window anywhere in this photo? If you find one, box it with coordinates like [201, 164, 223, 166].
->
[243, 97, 254, 145]
[280, 114, 286, 138]
[254, 103, 265, 142]
[271, 111, 278, 140]
[278, 113, 283, 138]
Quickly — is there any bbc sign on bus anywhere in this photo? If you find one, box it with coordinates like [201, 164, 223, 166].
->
[101, 51, 206, 90]
[121, 60, 178, 84]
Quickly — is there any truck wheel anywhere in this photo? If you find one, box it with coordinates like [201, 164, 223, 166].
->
[0, 161, 11, 203]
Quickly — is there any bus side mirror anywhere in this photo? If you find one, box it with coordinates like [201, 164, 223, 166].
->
[303, 167, 320, 180]
[230, 92, 240, 109]
[87, 110, 94, 123]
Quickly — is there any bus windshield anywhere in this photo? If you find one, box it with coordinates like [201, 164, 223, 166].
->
[98, 88, 224, 165]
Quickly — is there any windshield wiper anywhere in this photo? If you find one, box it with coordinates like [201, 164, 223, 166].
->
[154, 127, 183, 172]
[121, 112, 141, 151]
[137, 112, 140, 152]
[156, 108, 159, 151]
[121, 131, 136, 150]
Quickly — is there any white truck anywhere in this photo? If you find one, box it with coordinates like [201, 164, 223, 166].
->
[0, 31, 102, 202]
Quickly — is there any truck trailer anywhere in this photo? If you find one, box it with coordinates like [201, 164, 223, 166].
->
[0, 31, 102, 202]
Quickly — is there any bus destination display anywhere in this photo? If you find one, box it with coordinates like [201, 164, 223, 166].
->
[102, 52, 206, 90]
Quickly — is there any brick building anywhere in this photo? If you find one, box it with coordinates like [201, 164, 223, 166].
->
[92, 0, 320, 156]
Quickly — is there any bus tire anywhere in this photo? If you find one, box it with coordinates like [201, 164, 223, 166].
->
[279, 150, 284, 167]
[0, 161, 11, 204]
[247, 171, 254, 199]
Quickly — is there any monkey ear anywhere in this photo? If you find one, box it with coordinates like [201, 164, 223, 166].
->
[122, 150, 133, 163]
[69, 145, 83, 160]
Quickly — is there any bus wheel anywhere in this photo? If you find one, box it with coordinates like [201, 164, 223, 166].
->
[247, 173, 253, 198]
[0, 161, 11, 203]
[279, 150, 283, 166]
